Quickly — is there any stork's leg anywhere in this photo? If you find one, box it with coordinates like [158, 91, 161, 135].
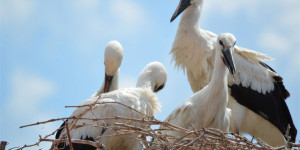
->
[233, 121, 240, 135]
[228, 97, 244, 135]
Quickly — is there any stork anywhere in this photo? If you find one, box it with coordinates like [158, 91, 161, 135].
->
[55, 40, 123, 150]
[55, 62, 167, 150]
[169, 0, 297, 146]
[160, 33, 236, 136]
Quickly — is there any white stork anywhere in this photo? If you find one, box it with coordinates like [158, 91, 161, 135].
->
[55, 62, 167, 150]
[55, 40, 123, 149]
[169, 0, 296, 146]
[160, 33, 236, 136]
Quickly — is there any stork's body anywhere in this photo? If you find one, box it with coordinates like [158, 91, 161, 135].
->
[56, 62, 167, 150]
[161, 33, 236, 136]
[170, 0, 296, 146]
[55, 40, 124, 150]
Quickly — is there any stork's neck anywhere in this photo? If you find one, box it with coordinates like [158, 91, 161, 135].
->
[208, 50, 229, 96]
[179, 1, 203, 29]
[136, 77, 154, 91]
[109, 69, 119, 90]
[190, 50, 229, 122]
[93, 69, 119, 97]
[191, 50, 230, 113]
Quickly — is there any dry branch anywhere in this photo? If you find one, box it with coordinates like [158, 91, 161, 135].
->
[65, 123, 74, 150]
[14, 102, 299, 150]
[1, 141, 7, 150]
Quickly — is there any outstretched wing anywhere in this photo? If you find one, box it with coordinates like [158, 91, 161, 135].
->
[228, 46, 296, 142]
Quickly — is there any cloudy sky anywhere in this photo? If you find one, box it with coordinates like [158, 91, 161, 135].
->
[0, 0, 299, 149]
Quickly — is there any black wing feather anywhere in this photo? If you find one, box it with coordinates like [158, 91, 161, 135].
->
[229, 62, 297, 142]
[56, 136, 96, 150]
[54, 120, 97, 150]
[259, 61, 290, 99]
[55, 120, 66, 139]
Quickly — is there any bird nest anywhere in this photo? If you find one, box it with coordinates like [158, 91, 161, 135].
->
[13, 102, 299, 150]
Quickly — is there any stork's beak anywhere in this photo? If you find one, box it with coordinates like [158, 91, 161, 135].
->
[154, 84, 165, 93]
[222, 47, 236, 75]
[170, 0, 191, 22]
[104, 74, 114, 93]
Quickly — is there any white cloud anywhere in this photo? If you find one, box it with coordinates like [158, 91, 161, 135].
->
[255, 0, 299, 53]
[68, 0, 150, 37]
[2, 68, 58, 149]
[1, 0, 152, 55]
[73, 0, 100, 8]
[109, 0, 147, 29]
[205, 0, 300, 22]
[107, 0, 150, 36]
[0, 0, 36, 22]
[258, 31, 291, 52]
[204, 0, 260, 17]
[6, 68, 56, 115]
[276, 4, 300, 41]
[204, 0, 299, 54]
[284, 49, 300, 81]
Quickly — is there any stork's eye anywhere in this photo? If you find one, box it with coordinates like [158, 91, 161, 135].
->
[234, 41, 236, 46]
[219, 40, 224, 47]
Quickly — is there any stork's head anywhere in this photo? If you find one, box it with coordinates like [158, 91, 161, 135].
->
[136, 62, 167, 93]
[104, 40, 123, 92]
[217, 33, 236, 75]
[171, 0, 203, 22]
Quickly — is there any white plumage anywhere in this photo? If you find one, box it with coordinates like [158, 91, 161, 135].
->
[57, 62, 167, 150]
[55, 40, 123, 149]
[160, 33, 236, 136]
[169, 0, 296, 146]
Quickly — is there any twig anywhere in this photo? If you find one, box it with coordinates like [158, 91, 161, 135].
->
[1, 141, 8, 150]
[20, 117, 74, 128]
[284, 124, 291, 150]
[178, 132, 205, 150]
[273, 142, 300, 150]
[16, 126, 62, 150]
[65, 102, 158, 122]
[256, 138, 272, 149]
[189, 123, 200, 136]
[65, 122, 74, 150]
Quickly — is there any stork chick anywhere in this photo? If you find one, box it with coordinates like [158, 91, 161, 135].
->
[161, 33, 236, 136]
[56, 62, 167, 150]
[55, 40, 123, 150]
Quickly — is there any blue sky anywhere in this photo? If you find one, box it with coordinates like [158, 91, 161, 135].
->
[0, 0, 299, 149]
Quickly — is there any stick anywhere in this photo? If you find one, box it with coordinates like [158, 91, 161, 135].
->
[0, 141, 7, 150]
[65, 123, 74, 150]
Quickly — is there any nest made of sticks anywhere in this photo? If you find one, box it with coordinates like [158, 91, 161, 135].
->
[14, 102, 299, 150]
